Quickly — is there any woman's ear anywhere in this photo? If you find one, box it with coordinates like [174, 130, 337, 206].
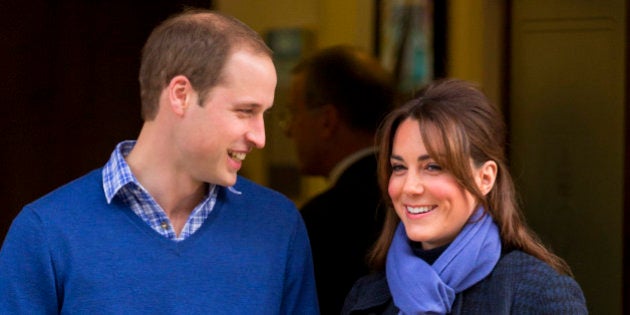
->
[476, 160, 498, 196]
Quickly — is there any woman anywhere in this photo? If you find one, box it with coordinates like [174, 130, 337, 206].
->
[342, 79, 587, 314]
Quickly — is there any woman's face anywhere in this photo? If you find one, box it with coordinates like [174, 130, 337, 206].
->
[388, 118, 481, 250]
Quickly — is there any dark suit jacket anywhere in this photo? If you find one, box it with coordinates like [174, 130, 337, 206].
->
[301, 154, 386, 315]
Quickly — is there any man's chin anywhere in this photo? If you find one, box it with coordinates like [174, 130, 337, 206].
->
[210, 173, 238, 187]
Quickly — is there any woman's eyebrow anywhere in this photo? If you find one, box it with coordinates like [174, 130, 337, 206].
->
[389, 154, 431, 162]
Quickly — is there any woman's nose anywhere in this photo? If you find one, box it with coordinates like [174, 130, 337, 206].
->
[402, 174, 424, 195]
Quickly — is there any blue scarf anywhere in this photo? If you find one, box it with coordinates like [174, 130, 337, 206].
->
[386, 207, 501, 314]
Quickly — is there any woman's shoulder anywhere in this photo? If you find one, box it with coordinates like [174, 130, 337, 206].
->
[468, 249, 588, 314]
[341, 272, 398, 315]
[493, 249, 576, 286]
[495, 249, 556, 275]
[344, 272, 390, 306]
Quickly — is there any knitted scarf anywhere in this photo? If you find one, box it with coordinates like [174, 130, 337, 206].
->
[386, 207, 501, 314]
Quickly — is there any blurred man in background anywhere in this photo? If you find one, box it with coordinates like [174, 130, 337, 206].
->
[285, 45, 396, 314]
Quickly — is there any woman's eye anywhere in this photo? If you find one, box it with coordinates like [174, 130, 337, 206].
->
[426, 163, 442, 171]
[391, 164, 406, 172]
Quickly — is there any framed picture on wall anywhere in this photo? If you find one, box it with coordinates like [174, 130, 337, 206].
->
[375, 0, 446, 96]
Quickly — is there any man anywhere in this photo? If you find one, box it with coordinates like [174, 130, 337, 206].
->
[0, 10, 319, 314]
[285, 45, 396, 314]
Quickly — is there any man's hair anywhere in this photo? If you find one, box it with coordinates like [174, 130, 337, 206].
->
[139, 9, 272, 120]
[292, 45, 395, 133]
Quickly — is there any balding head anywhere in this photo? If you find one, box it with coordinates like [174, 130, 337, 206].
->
[139, 10, 272, 120]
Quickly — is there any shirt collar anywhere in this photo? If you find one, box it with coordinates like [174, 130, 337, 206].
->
[328, 146, 377, 185]
[102, 140, 238, 203]
[102, 140, 138, 204]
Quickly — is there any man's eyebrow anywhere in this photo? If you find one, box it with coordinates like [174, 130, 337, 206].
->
[234, 103, 265, 111]
[237, 102, 262, 108]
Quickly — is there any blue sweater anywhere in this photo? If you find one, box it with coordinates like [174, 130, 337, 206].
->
[0, 169, 319, 314]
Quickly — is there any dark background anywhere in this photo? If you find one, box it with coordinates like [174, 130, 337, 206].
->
[0, 0, 212, 242]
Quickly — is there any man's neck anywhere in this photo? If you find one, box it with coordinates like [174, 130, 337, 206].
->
[126, 125, 206, 234]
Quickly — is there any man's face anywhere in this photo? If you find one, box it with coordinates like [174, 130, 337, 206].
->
[285, 73, 327, 176]
[174, 49, 277, 187]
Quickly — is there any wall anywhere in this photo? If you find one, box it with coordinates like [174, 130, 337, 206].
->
[509, 0, 625, 313]
[216, 0, 376, 205]
[447, 0, 505, 108]
[216, 0, 374, 50]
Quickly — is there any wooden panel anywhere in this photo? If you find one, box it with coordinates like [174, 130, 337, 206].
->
[509, 1, 625, 313]
[0, 0, 212, 243]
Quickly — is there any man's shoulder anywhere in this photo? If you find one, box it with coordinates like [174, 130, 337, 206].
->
[11, 169, 107, 235]
[27, 169, 104, 212]
[338, 154, 378, 183]
[232, 176, 291, 201]
[228, 176, 298, 214]
[219, 176, 305, 239]
[334, 155, 381, 200]
[301, 155, 383, 218]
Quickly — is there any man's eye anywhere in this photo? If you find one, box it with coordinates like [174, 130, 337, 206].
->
[236, 108, 255, 116]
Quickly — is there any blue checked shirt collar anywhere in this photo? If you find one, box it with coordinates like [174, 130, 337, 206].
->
[102, 140, 218, 241]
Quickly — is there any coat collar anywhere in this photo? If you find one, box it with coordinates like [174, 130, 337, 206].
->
[348, 272, 394, 312]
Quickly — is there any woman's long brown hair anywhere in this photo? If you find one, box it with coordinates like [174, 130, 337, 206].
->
[368, 79, 573, 276]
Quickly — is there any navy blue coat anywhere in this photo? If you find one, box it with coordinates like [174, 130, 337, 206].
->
[342, 249, 588, 314]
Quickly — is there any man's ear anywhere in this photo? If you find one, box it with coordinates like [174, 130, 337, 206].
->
[476, 160, 498, 196]
[167, 75, 194, 116]
[319, 104, 340, 138]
